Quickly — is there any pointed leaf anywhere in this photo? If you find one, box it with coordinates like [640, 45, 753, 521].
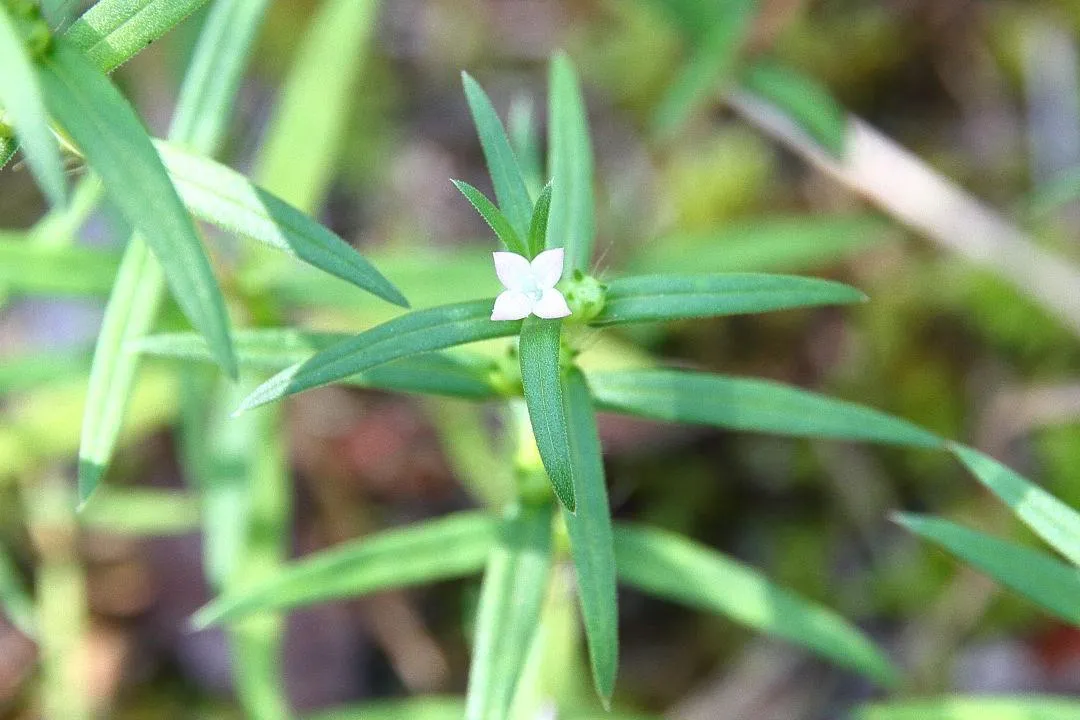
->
[0, 3, 66, 205]
[156, 140, 407, 307]
[508, 94, 543, 196]
[590, 274, 866, 326]
[615, 523, 894, 685]
[236, 300, 519, 413]
[527, 181, 553, 259]
[135, 329, 500, 400]
[0, 238, 119, 296]
[563, 370, 619, 704]
[519, 316, 575, 511]
[65, 0, 211, 73]
[951, 444, 1080, 568]
[547, 54, 594, 273]
[587, 369, 943, 448]
[856, 697, 1080, 720]
[462, 72, 533, 238]
[466, 503, 553, 720]
[896, 513, 1080, 626]
[193, 511, 497, 627]
[452, 179, 527, 255]
[38, 39, 237, 377]
[741, 61, 848, 157]
[652, 0, 757, 135]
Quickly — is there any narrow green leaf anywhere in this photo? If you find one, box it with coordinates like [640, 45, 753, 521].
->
[466, 503, 553, 720]
[652, 0, 757, 135]
[590, 274, 866, 326]
[614, 522, 895, 685]
[156, 140, 407, 307]
[519, 316, 575, 512]
[65, 0, 210, 73]
[631, 215, 889, 275]
[951, 444, 1080, 568]
[896, 513, 1080, 626]
[587, 369, 943, 448]
[563, 369, 619, 704]
[0, 238, 119, 296]
[38, 39, 237, 377]
[527, 182, 553, 259]
[255, 0, 379, 211]
[547, 54, 594, 273]
[741, 61, 848, 157]
[305, 698, 466, 720]
[856, 697, 1080, 720]
[462, 72, 533, 238]
[236, 300, 519, 414]
[0, 542, 35, 637]
[452, 179, 528, 256]
[0, 346, 91, 394]
[135, 329, 500, 400]
[0, 3, 66, 205]
[0, 133, 16, 170]
[193, 511, 497, 627]
[78, 488, 201, 535]
[508, 94, 543, 197]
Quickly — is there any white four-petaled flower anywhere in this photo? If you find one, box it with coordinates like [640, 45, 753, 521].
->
[491, 248, 572, 321]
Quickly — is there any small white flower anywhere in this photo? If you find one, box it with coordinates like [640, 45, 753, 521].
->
[491, 248, 572, 321]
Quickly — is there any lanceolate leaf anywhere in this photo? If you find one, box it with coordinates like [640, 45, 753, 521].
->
[38, 40, 237, 377]
[856, 697, 1080, 720]
[466, 503, 553, 720]
[0, 3, 66, 206]
[562, 369, 619, 704]
[65, 0, 211, 73]
[236, 300, 520, 413]
[193, 512, 498, 628]
[527, 182, 553, 259]
[452, 179, 528, 256]
[896, 513, 1080, 627]
[590, 274, 866, 326]
[0, 239, 119, 296]
[614, 523, 895, 685]
[652, 0, 757, 135]
[463, 72, 533, 238]
[547, 54, 594, 273]
[519, 316, 575, 512]
[156, 140, 408, 307]
[741, 61, 848, 158]
[951, 444, 1080, 568]
[135, 330, 500, 400]
[586, 369, 942, 448]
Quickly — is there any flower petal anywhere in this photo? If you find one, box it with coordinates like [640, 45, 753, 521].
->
[493, 251, 534, 292]
[530, 248, 565, 289]
[532, 288, 572, 319]
[491, 290, 533, 320]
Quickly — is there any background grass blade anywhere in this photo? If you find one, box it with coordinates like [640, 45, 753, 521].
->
[951, 444, 1080, 567]
[452, 179, 527, 255]
[0, 542, 36, 637]
[0, 346, 91, 395]
[0, 3, 66, 206]
[855, 697, 1080, 720]
[547, 54, 594, 273]
[0, 239, 119, 296]
[562, 369, 619, 705]
[614, 522, 896, 686]
[466, 503, 553, 720]
[255, 0, 379, 210]
[156, 140, 407, 307]
[651, 0, 757, 136]
[519, 316, 576, 512]
[74, 0, 268, 505]
[236, 300, 519, 413]
[463, 72, 534, 238]
[193, 512, 497, 627]
[896, 513, 1080, 626]
[590, 274, 866, 326]
[587, 369, 943, 448]
[740, 61, 848, 158]
[78, 488, 201, 536]
[305, 698, 466, 720]
[38, 39, 237, 377]
[65, 0, 211, 73]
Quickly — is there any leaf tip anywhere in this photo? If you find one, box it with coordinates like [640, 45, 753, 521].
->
[77, 458, 105, 509]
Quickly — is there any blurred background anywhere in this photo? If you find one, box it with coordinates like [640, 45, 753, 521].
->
[3, 0, 1080, 717]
